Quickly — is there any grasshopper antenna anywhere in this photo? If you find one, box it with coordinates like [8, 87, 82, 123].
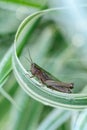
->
[28, 48, 33, 63]
[23, 48, 33, 64]
[24, 56, 31, 64]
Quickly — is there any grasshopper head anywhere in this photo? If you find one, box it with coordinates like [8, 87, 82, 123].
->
[30, 63, 37, 75]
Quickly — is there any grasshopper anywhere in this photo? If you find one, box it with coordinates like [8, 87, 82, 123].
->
[25, 49, 74, 93]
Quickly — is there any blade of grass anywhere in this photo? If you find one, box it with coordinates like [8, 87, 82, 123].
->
[72, 110, 87, 130]
[0, 0, 47, 9]
[37, 109, 71, 130]
[0, 87, 20, 110]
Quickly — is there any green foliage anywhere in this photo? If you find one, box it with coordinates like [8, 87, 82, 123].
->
[0, 0, 87, 130]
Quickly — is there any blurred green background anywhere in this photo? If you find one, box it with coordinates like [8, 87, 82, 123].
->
[0, 0, 87, 130]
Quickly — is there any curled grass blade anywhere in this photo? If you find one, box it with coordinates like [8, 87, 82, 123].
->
[13, 9, 87, 110]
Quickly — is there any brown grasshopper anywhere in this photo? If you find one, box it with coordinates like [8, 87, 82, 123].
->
[25, 49, 74, 93]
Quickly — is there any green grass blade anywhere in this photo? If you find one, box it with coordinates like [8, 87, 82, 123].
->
[0, 0, 47, 9]
[38, 109, 71, 130]
[0, 87, 20, 110]
[72, 110, 87, 130]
